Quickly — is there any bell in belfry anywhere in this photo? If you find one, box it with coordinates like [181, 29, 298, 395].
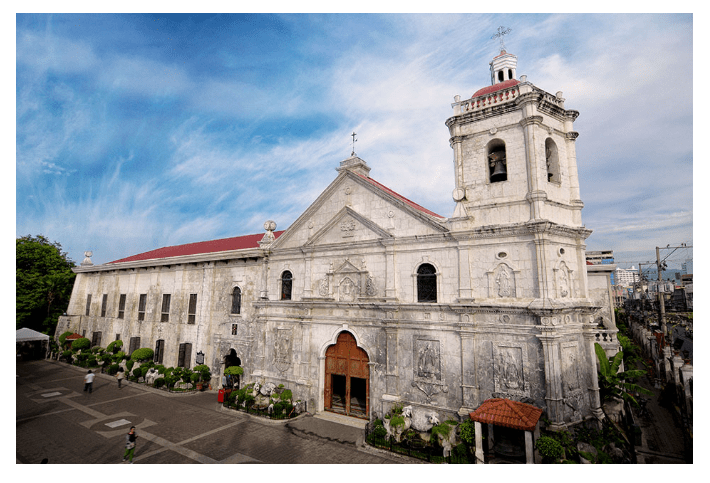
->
[489, 150, 507, 182]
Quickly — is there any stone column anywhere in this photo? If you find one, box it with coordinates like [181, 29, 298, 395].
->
[458, 326, 479, 413]
[317, 355, 326, 413]
[583, 318, 604, 421]
[384, 243, 397, 300]
[525, 430, 534, 464]
[384, 325, 399, 395]
[474, 421, 484, 464]
[519, 115, 544, 221]
[303, 252, 312, 298]
[260, 255, 270, 299]
[537, 322, 566, 429]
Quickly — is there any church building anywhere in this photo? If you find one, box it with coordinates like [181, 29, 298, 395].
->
[57, 45, 617, 430]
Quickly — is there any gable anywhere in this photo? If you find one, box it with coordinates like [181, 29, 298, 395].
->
[272, 170, 448, 250]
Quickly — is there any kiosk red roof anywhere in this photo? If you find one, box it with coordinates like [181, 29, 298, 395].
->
[469, 398, 543, 431]
[65, 333, 83, 340]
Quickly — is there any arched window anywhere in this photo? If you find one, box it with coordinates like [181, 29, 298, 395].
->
[281, 271, 293, 300]
[417, 263, 437, 303]
[508, 69, 513, 80]
[545, 138, 560, 183]
[498, 70, 504, 82]
[231, 287, 242, 314]
[487, 139, 507, 183]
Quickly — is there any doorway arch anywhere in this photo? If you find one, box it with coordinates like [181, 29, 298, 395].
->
[324, 331, 369, 419]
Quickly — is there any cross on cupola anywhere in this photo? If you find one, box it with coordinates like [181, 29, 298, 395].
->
[488, 27, 517, 86]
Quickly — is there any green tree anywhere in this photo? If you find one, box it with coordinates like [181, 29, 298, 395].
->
[16, 235, 76, 334]
[595, 343, 652, 406]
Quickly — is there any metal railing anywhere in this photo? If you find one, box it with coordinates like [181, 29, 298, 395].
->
[364, 422, 474, 464]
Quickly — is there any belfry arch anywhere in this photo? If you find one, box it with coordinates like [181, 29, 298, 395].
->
[322, 331, 370, 419]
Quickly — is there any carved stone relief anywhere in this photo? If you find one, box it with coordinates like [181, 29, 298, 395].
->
[365, 275, 377, 296]
[415, 339, 441, 380]
[493, 344, 530, 397]
[273, 328, 292, 373]
[318, 276, 329, 297]
[340, 218, 356, 237]
[487, 262, 519, 298]
[338, 277, 358, 302]
[554, 261, 574, 298]
[561, 342, 581, 393]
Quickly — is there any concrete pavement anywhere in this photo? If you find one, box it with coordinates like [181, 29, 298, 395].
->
[16, 360, 401, 464]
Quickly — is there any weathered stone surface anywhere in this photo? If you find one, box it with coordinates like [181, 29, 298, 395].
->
[260, 382, 276, 396]
[410, 408, 439, 432]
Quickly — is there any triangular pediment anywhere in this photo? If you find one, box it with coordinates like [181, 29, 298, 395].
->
[271, 170, 448, 250]
[304, 206, 392, 248]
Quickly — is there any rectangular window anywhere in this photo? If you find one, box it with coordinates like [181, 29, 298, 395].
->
[188, 294, 197, 324]
[128, 337, 140, 356]
[118, 294, 126, 319]
[82, 330, 86, 337]
[115, 334, 120, 341]
[154, 339, 165, 364]
[101, 294, 108, 317]
[161, 294, 171, 322]
[91, 331, 102, 348]
[178, 342, 192, 368]
[85, 294, 92, 316]
[138, 294, 147, 321]
[231, 324, 238, 336]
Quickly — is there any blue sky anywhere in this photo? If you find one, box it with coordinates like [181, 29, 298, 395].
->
[16, 13, 693, 270]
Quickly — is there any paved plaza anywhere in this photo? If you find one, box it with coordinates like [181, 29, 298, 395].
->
[16, 360, 401, 464]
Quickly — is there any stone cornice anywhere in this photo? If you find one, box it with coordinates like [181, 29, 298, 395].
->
[71, 248, 266, 273]
[449, 220, 592, 241]
[519, 115, 543, 128]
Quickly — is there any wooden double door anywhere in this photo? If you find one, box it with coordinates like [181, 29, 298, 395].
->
[324, 332, 369, 419]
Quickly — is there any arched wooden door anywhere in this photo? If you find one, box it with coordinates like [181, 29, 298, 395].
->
[324, 332, 369, 419]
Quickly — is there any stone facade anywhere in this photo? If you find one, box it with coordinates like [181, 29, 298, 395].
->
[57, 48, 612, 429]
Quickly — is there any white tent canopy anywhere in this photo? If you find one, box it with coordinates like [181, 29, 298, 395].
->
[16, 328, 50, 342]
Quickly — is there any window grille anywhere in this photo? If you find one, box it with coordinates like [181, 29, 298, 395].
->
[128, 337, 140, 356]
[101, 294, 108, 317]
[161, 294, 171, 322]
[417, 263, 437, 303]
[85, 294, 92, 316]
[178, 342, 192, 368]
[138, 294, 147, 321]
[154, 339, 165, 364]
[231, 324, 238, 336]
[231, 287, 242, 314]
[281, 271, 293, 300]
[188, 294, 197, 324]
[91, 331, 102, 348]
[118, 294, 126, 319]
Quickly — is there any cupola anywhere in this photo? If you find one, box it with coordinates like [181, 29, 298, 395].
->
[489, 50, 518, 86]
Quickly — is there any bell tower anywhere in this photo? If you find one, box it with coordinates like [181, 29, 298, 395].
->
[445, 36, 603, 429]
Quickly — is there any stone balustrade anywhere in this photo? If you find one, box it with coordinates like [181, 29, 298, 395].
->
[459, 85, 520, 113]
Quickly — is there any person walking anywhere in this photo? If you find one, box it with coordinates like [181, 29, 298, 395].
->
[122, 426, 137, 463]
[83, 370, 95, 394]
[117, 368, 125, 389]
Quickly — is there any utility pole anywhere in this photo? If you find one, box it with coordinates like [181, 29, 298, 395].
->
[656, 243, 692, 337]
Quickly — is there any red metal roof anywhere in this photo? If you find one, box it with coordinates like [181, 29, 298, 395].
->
[472, 79, 520, 99]
[65, 333, 83, 340]
[354, 173, 445, 219]
[469, 398, 543, 431]
[108, 231, 284, 264]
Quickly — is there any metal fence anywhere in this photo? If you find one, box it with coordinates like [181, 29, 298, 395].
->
[364, 422, 475, 464]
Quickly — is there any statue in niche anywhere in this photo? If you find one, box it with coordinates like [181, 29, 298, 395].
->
[318, 276, 329, 296]
[274, 331, 291, 365]
[339, 277, 358, 302]
[559, 268, 570, 298]
[496, 266, 513, 297]
[419, 343, 436, 377]
[365, 275, 376, 296]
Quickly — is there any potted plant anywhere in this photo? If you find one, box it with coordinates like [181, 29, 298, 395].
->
[193, 364, 211, 391]
[223, 366, 243, 394]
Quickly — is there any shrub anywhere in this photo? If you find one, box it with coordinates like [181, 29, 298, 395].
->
[191, 373, 201, 384]
[76, 351, 90, 362]
[58, 331, 73, 346]
[126, 359, 134, 372]
[372, 419, 387, 439]
[280, 389, 293, 401]
[535, 435, 564, 462]
[87, 356, 98, 367]
[71, 338, 91, 351]
[101, 353, 113, 364]
[224, 366, 243, 376]
[458, 419, 476, 446]
[154, 378, 166, 388]
[91, 346, 102, 354]
[390, 415, 406, 429]
[132, 367, 142, 378]
[108, 364, 120, 375]
[61, 350, 73, 362]
[156, 365, 166, 374]
[107, 340, 123, 354]
[130, 348, 154, 362]
[140, 365, 151, 378]
[431, 421, 456, 442]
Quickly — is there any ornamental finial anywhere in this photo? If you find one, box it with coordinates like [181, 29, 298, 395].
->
[491, 26, 511, 52]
